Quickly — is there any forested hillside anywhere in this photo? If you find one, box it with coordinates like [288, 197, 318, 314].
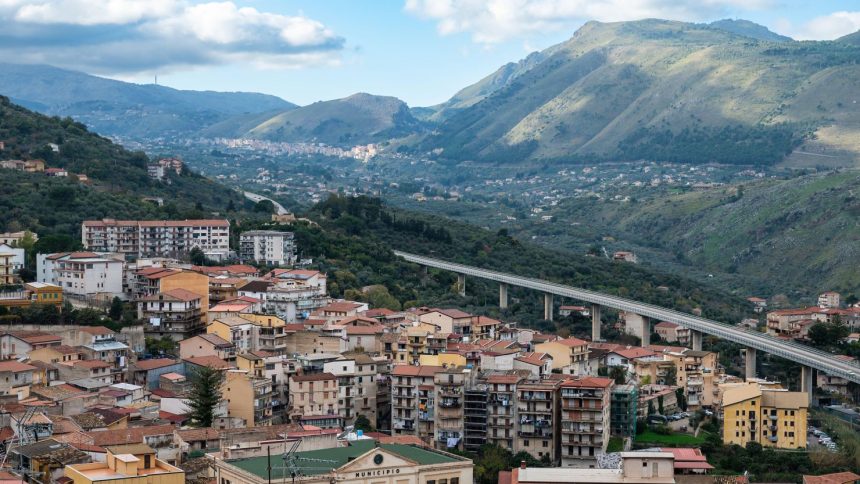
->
[0, 96, 244, 239]
[288, 195, 750, 330]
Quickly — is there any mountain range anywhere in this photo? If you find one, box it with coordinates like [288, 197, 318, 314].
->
[0, 63, 295, 139]
[1, 19, 860, 165]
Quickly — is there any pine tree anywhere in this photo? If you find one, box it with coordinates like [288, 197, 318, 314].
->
[188, 366, 224, 427]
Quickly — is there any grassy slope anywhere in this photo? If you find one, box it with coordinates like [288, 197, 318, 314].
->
[422, 19, 860, 165]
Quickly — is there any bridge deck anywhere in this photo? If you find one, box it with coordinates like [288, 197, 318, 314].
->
[394, 251, 860, 383]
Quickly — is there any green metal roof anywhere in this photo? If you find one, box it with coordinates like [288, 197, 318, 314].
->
[227, 440, 463, 480]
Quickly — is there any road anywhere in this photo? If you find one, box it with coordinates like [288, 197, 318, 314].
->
[394, 251, 860, 384]
[244, 191, 289, 215]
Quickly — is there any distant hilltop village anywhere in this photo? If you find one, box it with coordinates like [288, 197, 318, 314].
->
[206, 137, 380, 162]
[0, 219, 856, 484]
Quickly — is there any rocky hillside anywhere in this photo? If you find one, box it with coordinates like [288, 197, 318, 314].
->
[418, 19, 860, 166]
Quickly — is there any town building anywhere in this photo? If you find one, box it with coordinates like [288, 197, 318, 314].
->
[179, 333, 236, 361]
[559, 377, 613, 468]
[36, 251, 124, 299]
[81, 218, 230, 260]
[133, 267, 209, 316]
[818, 291, 841, 309]
[0, 230, 37, 246]
[64, 443, 184, 484]
[463, 385, 488, 453]
[391, 365, 445, 442]
[210, 439, 474, 484]
[505, 452, 675, 484]
[289, 372, 339, 426]
[486, 373, 523, 451]
[535, 338, 590, 374]
[0, 360, 37, 400]
[610, 384, 639, 440]
[0, 281, 63, 309]
[434, 367, 470, 451]
[240, 270, 329, 321]
[240, 230, 297, 266]
[0, 242, 25, 273]
[324, 354, 379, 428]
[224, 369, 275, 427]
[721, 385, 808, 449]
[517, 378, 562, 463]
[138, 288, 205, 341]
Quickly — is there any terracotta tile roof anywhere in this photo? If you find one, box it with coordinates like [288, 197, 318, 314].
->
[362, 308, 395, 318]
[0, 361, 37, 372]
[184, 355, 233, 369]
[471, 316, 501, 326]
[555, 337, 589, 347]
[176, 428, 220, 442]
[195, 334, 233, 346]
[88, 424, 177, 446]
[486, 374, 524, 384]
[515, 352, 551, 366]
[72, 360, 111, 369]
[79, 326, 114, 335]
[560, 376, 614, 389]
[802, 472, 860, 484]
[390, 365, 444, 377]
[611, 347, 658, 359]
[292, 372, 336, 382]
[654, 321, 679, 329]
[7, 331, 62, 344]
[342, 325, 384, 335]
[142, 288, 201, 302]
[321, 301, 363, 313]
[132, 358, 179, 371]
[426, 308, 471, 319]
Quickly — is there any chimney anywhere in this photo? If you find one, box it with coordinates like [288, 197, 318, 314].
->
[520, 461, 526, 469]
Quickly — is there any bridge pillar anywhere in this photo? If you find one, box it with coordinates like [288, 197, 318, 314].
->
[745, 348, 757, 380]
[457, 274, 466, 297]
[801, 366, 814, 404]
[691, 330, 703, 351]
[499, 284, 509, 310]
[544, 293, 554, 321]
[640, 316, 651, 347]
[591, 304, 602, 342]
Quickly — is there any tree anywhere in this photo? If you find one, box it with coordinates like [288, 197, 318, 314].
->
[809, 320, 850, 349]
[354, 414, 375, 433]
[108, 297, 124, 321]
[187, 366, 224, 427]
[189, 247, 206, 266]
[608, 365, 627, 384]
[254, 199, 275, 213]
[647, 400, 656, 416]
[658, 395, 664, 415]
[145, 336, 177, 356]
[676, 387, 688, 412]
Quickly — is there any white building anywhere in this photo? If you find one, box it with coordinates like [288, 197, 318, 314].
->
[37, 252, 124, 298]
[239, 230, 296, 266]
[0, 243, 25, 273]
[818, 291, 841, 309]
[81, 219, 230, 260]
[239, 269, 328, 321]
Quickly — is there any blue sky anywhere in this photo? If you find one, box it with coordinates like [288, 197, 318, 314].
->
[1, 0, 859, 106]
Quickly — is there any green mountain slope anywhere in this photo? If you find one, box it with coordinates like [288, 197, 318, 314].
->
[420, 19, 860, 165]
[211, 93, 423, 146]
[0, 63, 295, 139]
[541, 170, 860, 296]
[0, 96, 243, 237]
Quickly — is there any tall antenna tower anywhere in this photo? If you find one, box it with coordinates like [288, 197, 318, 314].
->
[271, 435, 337, 484]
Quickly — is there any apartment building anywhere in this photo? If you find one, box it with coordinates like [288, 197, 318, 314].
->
[323, 353, 379, 427]
[239, 230, 297, 266]
[0, 242, 24, 273]
[653, 322, 690, 346]
[464, 385, 488, 453]
[81, 218, 230, 259]
[138, 288, 205, 341]
[559, 377, 613, 468]
[133, 267, 209, 314]
[76, 326, 130, 383]
[486, 373, 523, 450]
[818, 291, 841, 309]
[517, 379, 562, 463]
[391, 365, 444, 442]
[179, 333, 237, 361]
[419, 308, 473, 337]
[224, 369, 274, 427]
[722, 385, 808, 449]
[37, 251, 124, 298]
[289, 373, 338, 424]
[610, 384, 639, 440]
[669, 350, 717, 409]
[435, 367, 469, 451]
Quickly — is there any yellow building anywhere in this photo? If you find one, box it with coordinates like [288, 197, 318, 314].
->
[722, 385, 808, 449]
[223, 369, 274, 427]
[535, 337, 590, 372]
[138, 268, 209, 315]
[419, 353, 467, 368]
[65, 443, 184, 484]
[0, 282, 63, 309]
[237, 352, 266, 378]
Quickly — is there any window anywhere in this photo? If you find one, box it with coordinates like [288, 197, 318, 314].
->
[524, 440, 529, 446]
[451, 478, 459, 484]
[427, 480, 436, 484]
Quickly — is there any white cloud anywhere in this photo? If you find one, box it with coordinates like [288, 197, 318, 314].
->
[0, 0, 345, 73]
[789, 11, 860, 40]
[404, 0, 773, 44]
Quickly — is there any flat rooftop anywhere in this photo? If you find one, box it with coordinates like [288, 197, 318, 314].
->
[227, 440, 464, 479]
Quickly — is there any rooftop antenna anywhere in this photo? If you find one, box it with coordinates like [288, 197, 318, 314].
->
[273, 433, 337, 484]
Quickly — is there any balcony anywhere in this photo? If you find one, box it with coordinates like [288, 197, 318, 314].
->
[439, 398, 461, 408]
[393, 420, 414, 431]
[518, 429, 553, 438]
[439, 387, 462, 397]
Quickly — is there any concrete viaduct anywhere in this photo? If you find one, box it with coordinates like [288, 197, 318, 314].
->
[395, 251, 860, 392]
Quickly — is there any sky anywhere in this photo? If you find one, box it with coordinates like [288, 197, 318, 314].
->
[0, 0, 859, 107]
